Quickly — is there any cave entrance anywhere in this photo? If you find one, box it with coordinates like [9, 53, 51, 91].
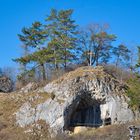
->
[69, 98, 103, 128]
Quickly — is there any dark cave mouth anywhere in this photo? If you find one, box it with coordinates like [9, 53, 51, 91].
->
[68, 98, 103, 128]
[64, 95, 112, 131]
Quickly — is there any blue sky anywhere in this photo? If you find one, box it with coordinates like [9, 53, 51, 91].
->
[0, 0, 140, 68]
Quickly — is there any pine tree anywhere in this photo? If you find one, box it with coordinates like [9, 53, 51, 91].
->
[17, 22, 48, 81]
[18, 21, 47, 49]
[57, 9, 78, 69]
[45, 9, 78, 70]
[45, 9, 62, 69]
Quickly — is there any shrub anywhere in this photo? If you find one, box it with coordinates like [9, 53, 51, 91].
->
[126, 77, 140, 110]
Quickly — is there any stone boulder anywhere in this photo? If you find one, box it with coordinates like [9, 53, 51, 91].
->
[16, 66, 137, 136]
[0, 76, 12, 92]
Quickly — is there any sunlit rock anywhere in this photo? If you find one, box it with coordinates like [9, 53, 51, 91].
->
[16, 66, 137, 136]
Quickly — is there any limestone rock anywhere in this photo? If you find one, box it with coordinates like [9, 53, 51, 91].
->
[19, 82, 39, 93]
[0, 76, 12, 92]
[73, 126, 89, 134]
[16, 66, 138, 136]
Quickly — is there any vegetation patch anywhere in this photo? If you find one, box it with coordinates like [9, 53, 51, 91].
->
[126, 77, 140, 110]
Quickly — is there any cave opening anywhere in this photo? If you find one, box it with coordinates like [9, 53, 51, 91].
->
[68, 97, 103, 129]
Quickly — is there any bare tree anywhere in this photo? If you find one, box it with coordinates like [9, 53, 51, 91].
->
[79, 23, 116, 66]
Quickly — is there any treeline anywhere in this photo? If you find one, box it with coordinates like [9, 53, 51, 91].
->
[13, 9, 140, 86]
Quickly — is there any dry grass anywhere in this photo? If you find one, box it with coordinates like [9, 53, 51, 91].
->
[53, 121, 140, 140]
[53, 66, 109, 84]
[69, 121, 140, 140]
[0, 92, 51, 140]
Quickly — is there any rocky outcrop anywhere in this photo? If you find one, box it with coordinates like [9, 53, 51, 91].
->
[0, 76, 12, 92]
[19, 82, 39, 93]
[16, 66, 137, 136]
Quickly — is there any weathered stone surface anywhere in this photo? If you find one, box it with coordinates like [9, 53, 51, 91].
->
[16, 66, 138, 136]
[0, 76, 12, 92]
[19, 82, 39, 93]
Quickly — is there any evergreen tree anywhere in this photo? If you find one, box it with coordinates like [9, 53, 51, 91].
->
[18, 21, 47, 49]
[18, 45, 30, 85]
[16, 22, 48, 81]
[57, 9, 78, 69]
[45, 9, 78, 69]
[45, 9, 62, 69]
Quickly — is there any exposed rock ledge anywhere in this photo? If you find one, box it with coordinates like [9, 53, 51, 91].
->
[0, 76, 12, 92]
[16, 66, 137, 136]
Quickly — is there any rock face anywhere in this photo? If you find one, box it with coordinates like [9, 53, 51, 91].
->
[16, 66, 136, 135]
[19, 82, 39, 93]
[0, 76, 12, 92]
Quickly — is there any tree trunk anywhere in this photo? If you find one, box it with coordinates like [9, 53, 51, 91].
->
[115, 55, 120, 68]
[54, 48, 58, 70]
[64, 47, 67, 70]
[89, 51, 92, 66]
[96, 52, 99, 66]
[41, 63, 46, 81]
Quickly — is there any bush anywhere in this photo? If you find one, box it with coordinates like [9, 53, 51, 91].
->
[126, 77, 140, 110]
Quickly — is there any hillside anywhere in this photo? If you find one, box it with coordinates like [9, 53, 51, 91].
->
[0, 92, 140, 140]
[0, 66, 140, 140]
